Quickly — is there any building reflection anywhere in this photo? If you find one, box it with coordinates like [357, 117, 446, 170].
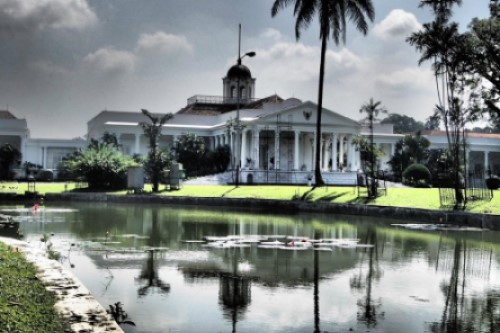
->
[135, 250, 170, 297]
[39, 203, 500, 333]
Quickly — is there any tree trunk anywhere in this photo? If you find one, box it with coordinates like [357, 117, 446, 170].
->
[314, 35, 327, 187]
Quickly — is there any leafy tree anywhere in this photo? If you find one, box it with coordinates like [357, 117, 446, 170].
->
[351, 135, 384, 175]
[174, 133, 207, 178]
[388, 133, 431, 180]
[89, 132, 120, 150]
[464, 1, 500, 120]
[424, 113, 441, 130]
[140, 109, 174, 192]
[271, 0, 375, 187]
[62, 143, 133, 189]
[211, 145, 231, 173]
[381, 114, 424, 134]
[0, 143, 21, 180]
[407, 0, 480, 208]
[359, 98, 387, 197]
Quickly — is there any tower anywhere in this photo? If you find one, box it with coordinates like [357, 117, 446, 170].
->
[223, 61, 256, 103]
[222, 24, 256, 103]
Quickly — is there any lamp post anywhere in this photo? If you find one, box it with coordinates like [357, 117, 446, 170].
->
[234, 24, 255, 187]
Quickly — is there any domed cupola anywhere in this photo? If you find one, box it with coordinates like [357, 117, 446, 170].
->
[223, 59, 256, 102]
[226, 63, 252, 80]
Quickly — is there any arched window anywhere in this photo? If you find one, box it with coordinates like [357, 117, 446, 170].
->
[230, 86, 236, 98]
[240, 86, 246, 99]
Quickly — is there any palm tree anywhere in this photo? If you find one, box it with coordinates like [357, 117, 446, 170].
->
[359, 98, 387, 197]
[272, 0, 375, 187]
[407, 0, 469, 208]
[140, 109, 174, 192]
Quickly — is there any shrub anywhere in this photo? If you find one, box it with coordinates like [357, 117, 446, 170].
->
[36, 169, 54, 181]
[402, 163, 431, 186]
[486, 177, 500, 190]
[62, 143, 133, 189]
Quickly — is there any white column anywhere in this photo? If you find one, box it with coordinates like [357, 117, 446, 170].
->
[485, 151, 490, 171]
[466, 149, 471, 173]
[252, 129, 260, 169]
[346, 135, 353, 170]
[339, 134, 344, 168]
[274, 130, 280, 170]
[294, 130, 300, 170]
[321, 138, 328, 170]
[241, 129, 248, 167]
[134, 133, 140, 154]
[42, 146, 47, 168]
[332, 133, 338, 171]
[312, 132, 317, 171]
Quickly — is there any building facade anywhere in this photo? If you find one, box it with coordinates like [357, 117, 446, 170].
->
[2, 61, 500, 183]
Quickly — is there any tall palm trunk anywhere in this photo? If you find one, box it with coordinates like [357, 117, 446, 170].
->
[314, 34, 327, 187]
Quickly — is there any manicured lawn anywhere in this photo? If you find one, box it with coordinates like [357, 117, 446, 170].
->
[0, 181, 82, 195]
[155, 185, 500, 214]
[0, 242, 66, 332]
[2, 181, 499, 215]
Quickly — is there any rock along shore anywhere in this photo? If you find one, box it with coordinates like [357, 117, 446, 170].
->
[0, 236, 124, 333]
[45, 192, 500, 230]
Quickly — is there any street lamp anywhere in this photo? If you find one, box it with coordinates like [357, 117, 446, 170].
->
[234, 24, 256, 187]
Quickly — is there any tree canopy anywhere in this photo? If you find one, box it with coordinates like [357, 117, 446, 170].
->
[381, 114, 425, 134]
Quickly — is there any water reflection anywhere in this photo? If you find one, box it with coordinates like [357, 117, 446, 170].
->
[6, 203, 500, 333]
[429, 239, 499, 333]
[136, 250, 170, 297]
[351, 226, 383, 327]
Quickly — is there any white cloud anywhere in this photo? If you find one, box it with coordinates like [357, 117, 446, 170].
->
[260, 28, 283, 41]
[375, 67, 434, 95]
[136, 31, 193, 55]
[255, 42, 363, 83]
[28, 60, 69, 77]
[373, 9, 422, 41]
[0, 0, 97, 32]
[83, 47, 136, 76]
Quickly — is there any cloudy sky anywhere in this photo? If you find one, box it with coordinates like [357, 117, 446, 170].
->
[0, 0, 491, 138]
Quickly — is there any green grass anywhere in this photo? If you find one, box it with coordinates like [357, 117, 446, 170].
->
[2, 181, 500, 215]
[0, 242, 66, 332]
[0, 181, 82, 195]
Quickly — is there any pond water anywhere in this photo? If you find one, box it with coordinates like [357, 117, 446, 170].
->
[3, 202, 500, 333]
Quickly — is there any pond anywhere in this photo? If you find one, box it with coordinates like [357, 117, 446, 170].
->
[2, 202, 500, 333]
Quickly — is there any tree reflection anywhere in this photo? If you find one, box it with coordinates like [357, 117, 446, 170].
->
[350, 226, 383, 328]
[313, 247, 320, 333]
[429, 240, 500, 333]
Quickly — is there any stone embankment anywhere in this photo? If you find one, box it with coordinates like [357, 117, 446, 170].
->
[0, 236, 124, 333]
[46, 192, 500, 230]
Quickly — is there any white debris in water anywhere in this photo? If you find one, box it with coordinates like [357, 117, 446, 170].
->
[0, 236, 124, 333]
[392, 224, 484, 232]
[197, 234, 373, 251]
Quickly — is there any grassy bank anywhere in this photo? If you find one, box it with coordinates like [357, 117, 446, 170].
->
[2, 181, 499, 215]
[152, 185, 500, 214]
[0, 242, 66, 332]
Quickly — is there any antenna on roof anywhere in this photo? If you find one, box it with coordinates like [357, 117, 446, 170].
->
[238, 23, 241, 64]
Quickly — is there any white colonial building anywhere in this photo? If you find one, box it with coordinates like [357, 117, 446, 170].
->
[2, 60, 500, 183]
[0, 110, 86, 178]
